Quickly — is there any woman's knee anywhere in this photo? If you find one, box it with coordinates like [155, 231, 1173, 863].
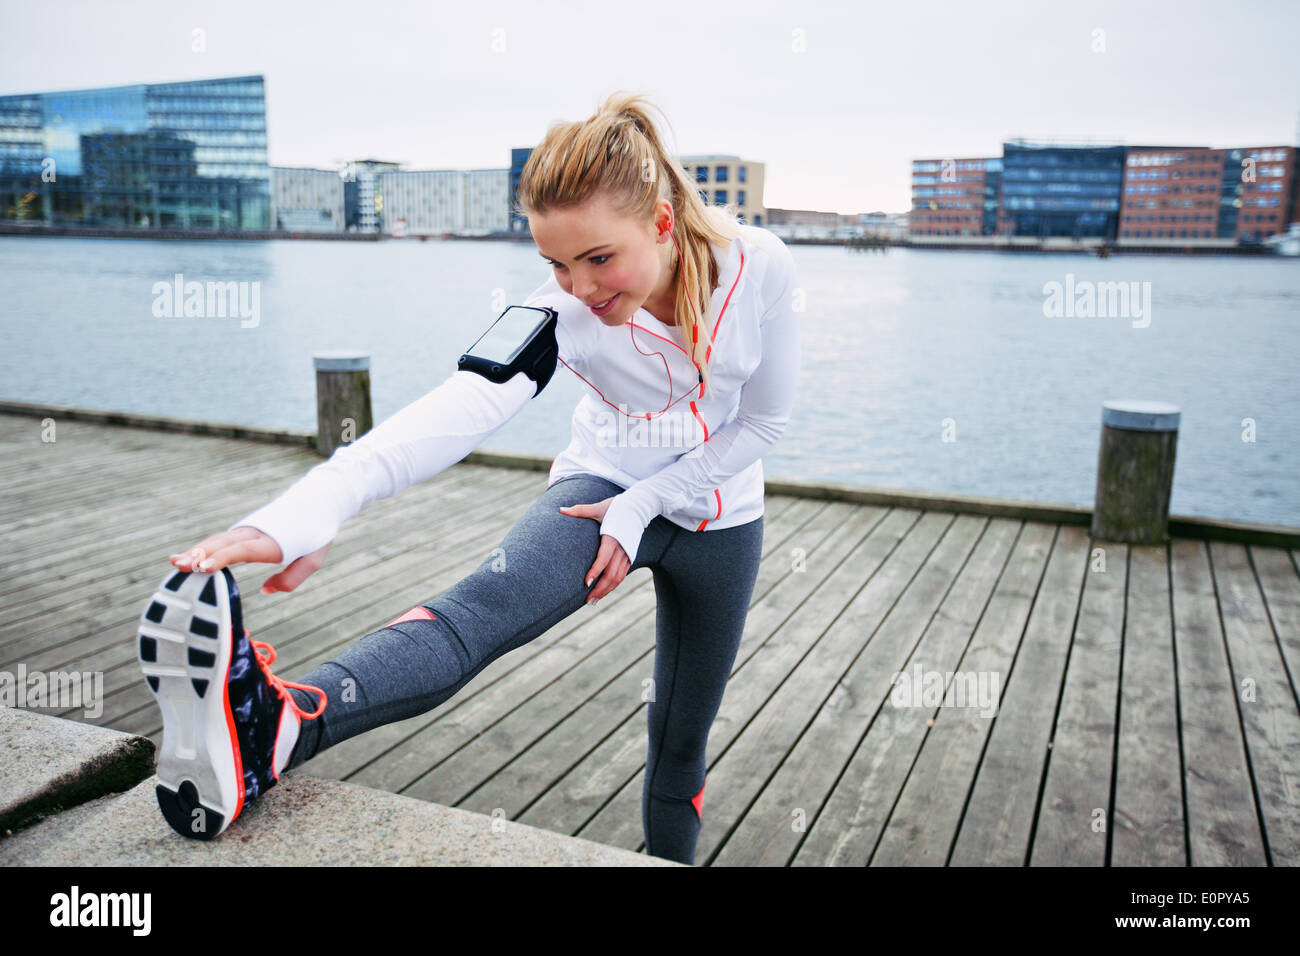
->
[647, 755, 707, 805]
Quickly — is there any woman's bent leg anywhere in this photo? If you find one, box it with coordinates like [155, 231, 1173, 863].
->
[282, 474, 631, 769]
[642, 514, 764, 865]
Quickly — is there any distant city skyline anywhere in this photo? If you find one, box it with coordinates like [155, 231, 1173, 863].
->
[2, 0, 1296, 214]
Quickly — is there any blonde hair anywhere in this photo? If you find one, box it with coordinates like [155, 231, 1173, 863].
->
[514, 91, 743, 402]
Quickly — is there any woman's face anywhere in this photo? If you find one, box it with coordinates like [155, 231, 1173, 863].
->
[530, 193, 676, 327]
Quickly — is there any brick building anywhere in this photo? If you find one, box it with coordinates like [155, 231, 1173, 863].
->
[908, 158, 1000, 236]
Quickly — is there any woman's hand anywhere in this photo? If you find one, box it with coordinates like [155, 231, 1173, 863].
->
[558, 497, 630, 604]
[168, 526, 332, 595]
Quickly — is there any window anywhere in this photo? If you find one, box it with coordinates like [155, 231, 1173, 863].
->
[738, 165, 747, 183]
[714, 165, 728, 182]
[737, 189, 745, 206]
[714, 189, 727, 204]
[695, 166, 708, 183]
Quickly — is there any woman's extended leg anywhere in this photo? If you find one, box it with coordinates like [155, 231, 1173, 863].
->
[641, 514, 764, 865]
[281, 473, 653, 769]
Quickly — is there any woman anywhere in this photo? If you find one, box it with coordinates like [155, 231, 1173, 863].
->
[138, 91, 800, 866]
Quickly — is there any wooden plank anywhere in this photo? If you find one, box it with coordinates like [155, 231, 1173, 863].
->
[0, 412, 270, 470]
[947, 524, 1091, 865]
[0, 451, 315, 604]
[0, 440, 281, 533]
[1031, 537, 1128, 865]
[1252, 545, 1300, 715]
[0, 425, 282, 513]
[784, 519, 1046, 867]
[1111, 543, 1185, 864]
[0, 439, 277, 519]
[1210, 540, 1300, 864]
[0, 433, 305, 551]
[1169, 538, 1265, 865]
[716, 508, 998, 864]
[845, 520, 1045, 867]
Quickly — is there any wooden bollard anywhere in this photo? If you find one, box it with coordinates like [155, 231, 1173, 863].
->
[313, 352, 372, 458]
[1092, 400, 1180, 545]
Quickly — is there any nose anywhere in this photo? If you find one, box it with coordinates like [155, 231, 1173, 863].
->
[572, 272, 597, 302]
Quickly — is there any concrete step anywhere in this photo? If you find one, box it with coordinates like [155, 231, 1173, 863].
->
[0, 707, 155, 833]
[0, 769, 678, 865]
[2, 707, 674, 865]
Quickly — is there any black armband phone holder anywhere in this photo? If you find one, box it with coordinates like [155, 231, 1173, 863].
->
[457, 305, 559, 397]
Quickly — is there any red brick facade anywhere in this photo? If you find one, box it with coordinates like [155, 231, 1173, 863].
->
[909, 158, 993, 236]
[1118, 145, 1295, 241]
[1119, 148, 1224, 239]
[1233, 146, 1296, 240]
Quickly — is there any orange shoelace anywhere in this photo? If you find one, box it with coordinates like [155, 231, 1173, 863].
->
[246, 628, 328, 720]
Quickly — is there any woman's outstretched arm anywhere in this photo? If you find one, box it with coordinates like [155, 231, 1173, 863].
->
[225, 369, 539, 568]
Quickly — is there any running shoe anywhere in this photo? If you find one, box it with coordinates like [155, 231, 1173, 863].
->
[137, 567, 326, 839]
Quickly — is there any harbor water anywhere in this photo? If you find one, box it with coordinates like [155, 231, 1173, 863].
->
[1, 236, 1296, 527]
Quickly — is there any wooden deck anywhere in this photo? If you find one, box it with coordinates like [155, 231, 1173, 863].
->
[2, 410, 1298, 866]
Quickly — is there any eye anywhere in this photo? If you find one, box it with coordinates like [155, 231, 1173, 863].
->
[546, 254, 611, 269]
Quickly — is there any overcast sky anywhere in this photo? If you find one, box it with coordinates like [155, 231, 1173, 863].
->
[2, 0, 1296, 214]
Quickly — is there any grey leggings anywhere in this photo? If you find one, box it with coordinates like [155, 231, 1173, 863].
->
[284, 472, 764, 865]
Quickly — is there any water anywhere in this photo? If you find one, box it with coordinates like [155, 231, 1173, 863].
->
[2, 236, 1297, 527]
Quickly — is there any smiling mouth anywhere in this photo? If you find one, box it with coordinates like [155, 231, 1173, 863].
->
[589, 293, 620, 314]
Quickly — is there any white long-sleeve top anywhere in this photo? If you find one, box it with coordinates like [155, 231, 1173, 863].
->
[226, 223, 800, 566]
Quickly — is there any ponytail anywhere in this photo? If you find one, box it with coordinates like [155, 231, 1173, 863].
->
[515, 91, 743, 401]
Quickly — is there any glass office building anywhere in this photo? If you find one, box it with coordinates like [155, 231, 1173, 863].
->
[0, 75, 271, 231]
[999, 141, 1127, 238]
[508, 147, 532, 234]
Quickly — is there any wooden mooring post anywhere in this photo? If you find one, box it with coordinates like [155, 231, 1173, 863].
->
[313, 351, 372, 457]
[1092, 400, 1180, 544]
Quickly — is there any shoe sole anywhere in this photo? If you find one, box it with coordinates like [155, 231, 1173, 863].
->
[138, 569, 242, 840]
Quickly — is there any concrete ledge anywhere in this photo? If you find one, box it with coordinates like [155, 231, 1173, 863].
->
[0, 708, 156, 834]
[0, 771, 681, 866]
